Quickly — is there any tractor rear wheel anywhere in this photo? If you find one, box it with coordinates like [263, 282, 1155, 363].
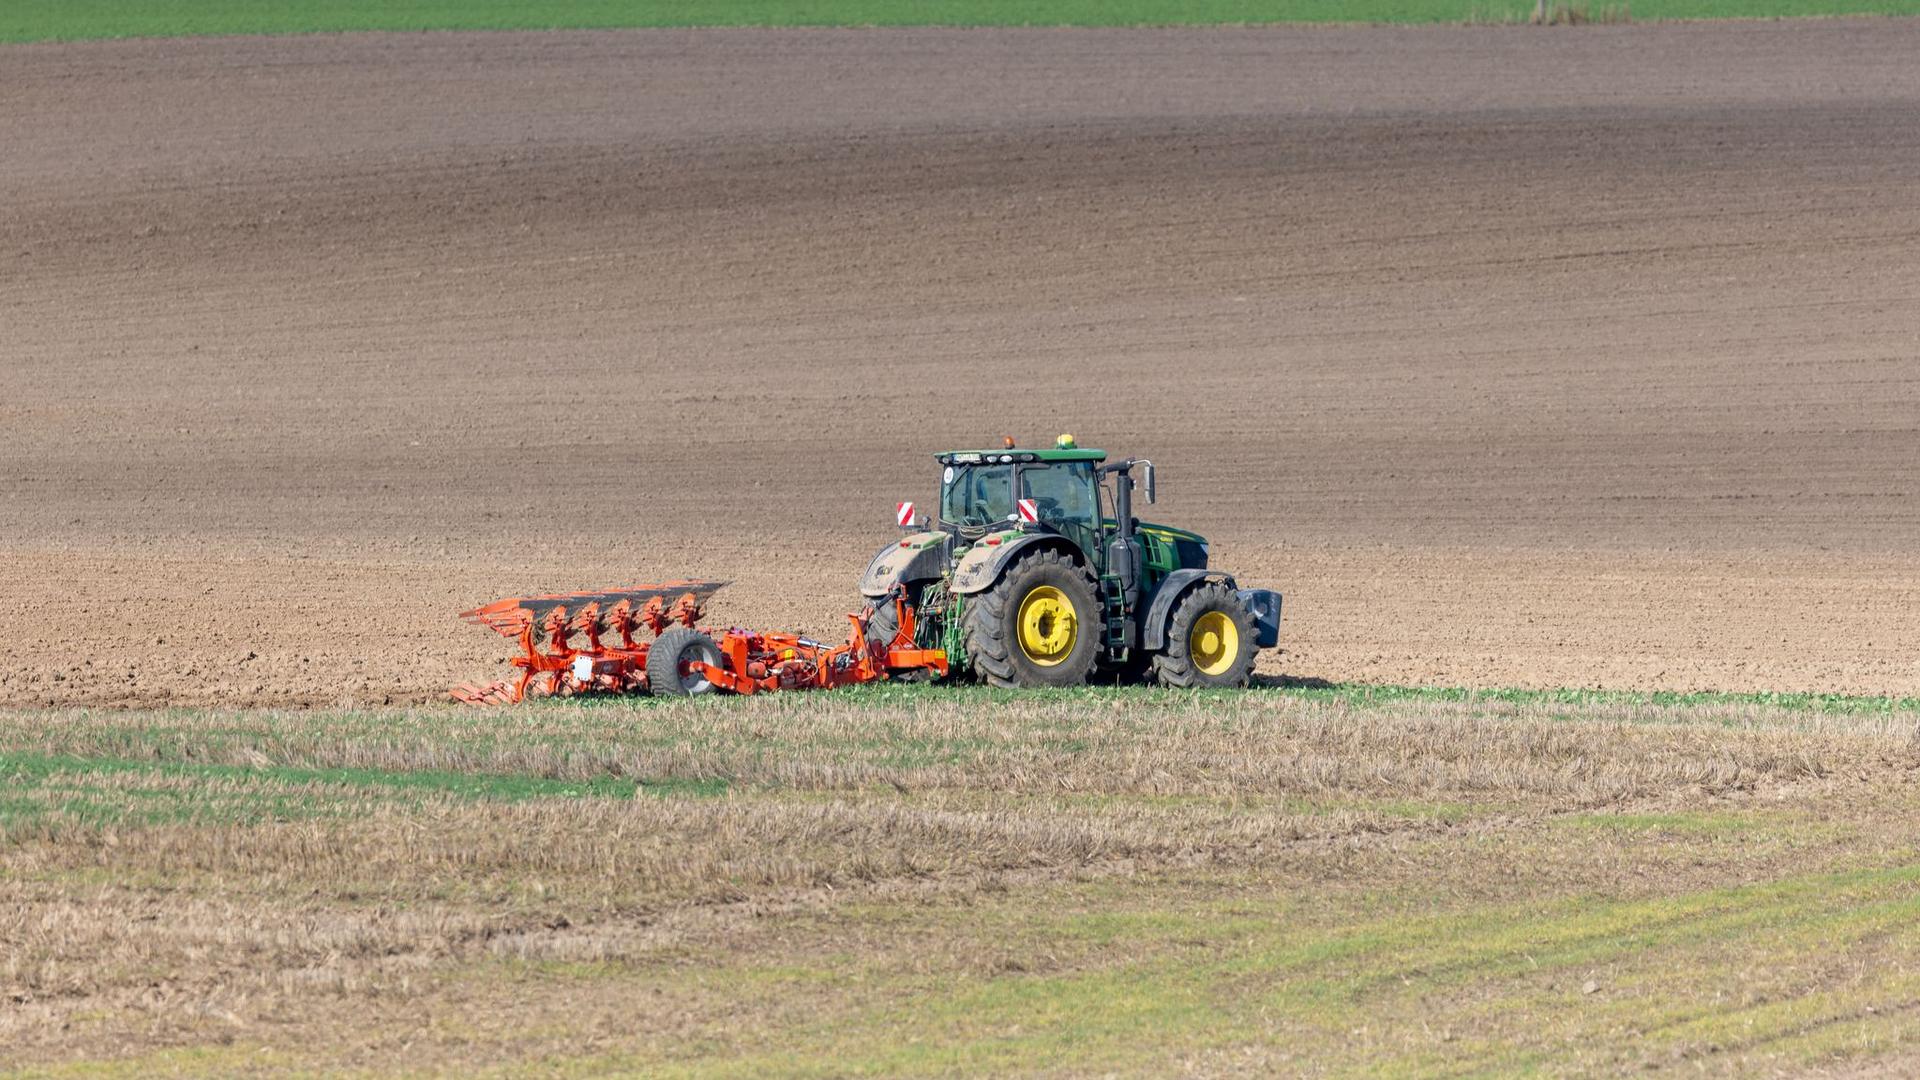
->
[647, 626, 723, 696]
[962, 549, 1099, 688]
[1152, 582, 1257, 689]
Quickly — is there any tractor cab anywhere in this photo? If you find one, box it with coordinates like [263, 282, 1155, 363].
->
[934, 436, 1183, 582]
[936, 438, 1107, 554]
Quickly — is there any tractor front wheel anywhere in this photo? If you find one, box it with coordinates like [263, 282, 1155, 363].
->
[962, 549, 1100, 689]
[1152, 582, 1257, 689]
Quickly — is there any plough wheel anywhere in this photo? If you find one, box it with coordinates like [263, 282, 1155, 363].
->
[648, 626, 722, 696]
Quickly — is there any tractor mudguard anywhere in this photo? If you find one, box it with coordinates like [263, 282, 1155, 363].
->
[1140, 569, 1239, 651]
[1237, 588, 1283, 649]
[951, 531, 1077, 595]
[859, 531, 951, 598]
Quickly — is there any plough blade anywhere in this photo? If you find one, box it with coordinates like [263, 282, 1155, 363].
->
[459, 581, 729, 641]
[451, 581, 727, 704]
[451, 579, 948, 704]
[450, 680, 522, 706]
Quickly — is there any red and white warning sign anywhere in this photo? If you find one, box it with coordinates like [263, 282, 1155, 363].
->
[895, 501, 915, 527]
[1016, 498, 1039, 524]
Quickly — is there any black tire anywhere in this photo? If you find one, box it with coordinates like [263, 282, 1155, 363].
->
[962, 549, 1100, 689]
[1151, 582, 1257, 689]
[646, 626, 723, 696]
[868, 601, 900, 651]
[863, 582, 923, 650]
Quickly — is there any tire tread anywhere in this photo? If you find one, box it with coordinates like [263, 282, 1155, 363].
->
[1151, 581, 1257, 689]
[961, 549, 1097, 688]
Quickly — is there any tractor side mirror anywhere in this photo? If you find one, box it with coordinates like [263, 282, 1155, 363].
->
[1141, 462, 1156, 505]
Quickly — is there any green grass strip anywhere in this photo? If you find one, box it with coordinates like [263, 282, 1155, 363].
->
[6, 0, 1920, 45]
[0, 751, 721, 802]
[822, 679, 1920, 715]
[0, 751, 726, 832]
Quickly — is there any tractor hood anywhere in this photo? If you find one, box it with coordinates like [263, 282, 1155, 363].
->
[1136, 520, 1210, 571]
[1136, 521, 1207, 546]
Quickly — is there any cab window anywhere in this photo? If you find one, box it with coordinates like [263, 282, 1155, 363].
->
[1019, 462, 1096, 526]
[941, 465, 1012, 527]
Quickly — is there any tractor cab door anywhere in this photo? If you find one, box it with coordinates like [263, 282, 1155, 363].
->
[1017, 461, 1103, 574]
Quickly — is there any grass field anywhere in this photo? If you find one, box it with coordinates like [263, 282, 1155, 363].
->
[4, 0, 1920, 43]
[8, 684, 1920, 1075]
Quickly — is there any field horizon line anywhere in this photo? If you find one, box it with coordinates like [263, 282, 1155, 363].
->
[8, 1, 1920, 46]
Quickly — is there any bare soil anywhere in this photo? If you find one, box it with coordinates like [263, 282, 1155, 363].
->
[3, 23, 1918, 706]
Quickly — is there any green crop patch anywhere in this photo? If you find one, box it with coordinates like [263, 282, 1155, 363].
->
[0, 751, 654, 799]
[1551, 809, 1777, 836]
[540, 861, 1920, 1077]
[828, 678, 1920, 715]
[6, 0, 1920, 44]
[0, 751, 727, 835]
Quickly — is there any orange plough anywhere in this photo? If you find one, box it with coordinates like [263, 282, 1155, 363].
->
[451, 581, 947, 704]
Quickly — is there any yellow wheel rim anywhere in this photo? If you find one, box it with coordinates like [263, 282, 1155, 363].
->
[1190, 610, 1239, 676]
[1016, 585, 1078, 667]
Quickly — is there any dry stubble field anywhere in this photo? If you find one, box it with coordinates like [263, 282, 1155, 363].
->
[7, 688, 1920, 1075]
[4, 19, 1920, 1077]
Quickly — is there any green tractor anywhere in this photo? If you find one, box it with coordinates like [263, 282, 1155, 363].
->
[861, 436, 1281, 688]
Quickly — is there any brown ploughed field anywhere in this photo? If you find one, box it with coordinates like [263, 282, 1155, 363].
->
[4, 24, 1919, 706]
